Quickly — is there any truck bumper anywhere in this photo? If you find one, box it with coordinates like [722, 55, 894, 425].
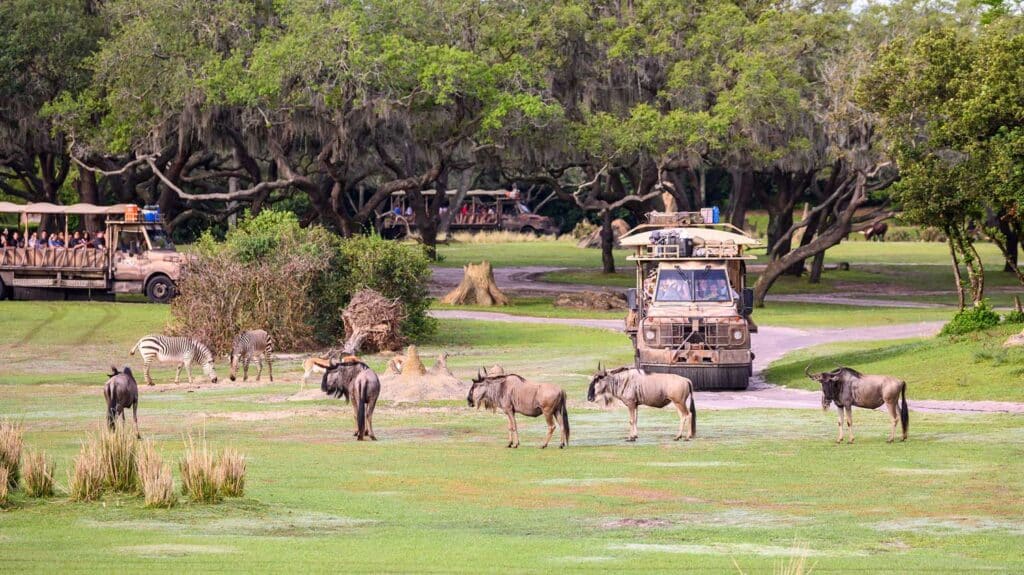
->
[639, 363, 752, 391]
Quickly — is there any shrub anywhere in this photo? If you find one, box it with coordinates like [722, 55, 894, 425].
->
[68, 439, 105, 502]
[180, 435, 221, 504]
[1003, 310, 1024, 324]
[216, 448, 246, 497]
[570, 219, 598, 240]
[941, 301, 1002, 336]
[0, 467, 9, 507]
[335, 234, 435, 341]
[0, 420, 23, 489]
[886, 229, 915, 242]
[99, 427, 139, 493]
[919, 227, 947, 242]
[137, 440, 176, 508]
[22, 450, 55, 498]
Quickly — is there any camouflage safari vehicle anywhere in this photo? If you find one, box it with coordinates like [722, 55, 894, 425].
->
[0, 202, 185, 303]
[382, 190, 558, 237]
[621, 212, 762, 391]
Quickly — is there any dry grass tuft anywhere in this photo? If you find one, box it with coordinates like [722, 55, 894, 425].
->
[448, 230, 557, 244]
[99, 427, 139, 493]
[0, 466, 9, 507]
[733, 545, 815, 575]
[180, 434, 221, 503]
[216, 448, 246, 498]
[0, 420, 24, 489]
[68, 440, 106, 502]
[137, 440, 176, 508]
[22, 449, 55, 498]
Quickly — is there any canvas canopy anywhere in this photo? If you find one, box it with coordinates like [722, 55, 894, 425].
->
[0, 202, 133, 215]
[619, 226, 762, 247]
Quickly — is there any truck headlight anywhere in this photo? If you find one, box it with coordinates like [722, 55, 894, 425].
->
[644, 329, 657, 342]
[731, 328, 744, 341]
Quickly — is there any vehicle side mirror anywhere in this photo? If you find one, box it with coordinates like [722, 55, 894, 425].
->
[625, 288, 638, 311]
[740, 288, 754, 316]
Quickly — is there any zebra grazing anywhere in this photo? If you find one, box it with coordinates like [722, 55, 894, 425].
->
[130, 335, 218, 386]
[230, 329, 274, 382]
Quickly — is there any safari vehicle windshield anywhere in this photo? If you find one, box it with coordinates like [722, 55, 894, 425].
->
[655, 268, 732, 303]
[145, 227, 175, 250]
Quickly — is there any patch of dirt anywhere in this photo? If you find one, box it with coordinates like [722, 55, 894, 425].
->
[600, 518, 672, 529]
[609, 542, 863, 558]
[643, 461, 740, 468]
[872, 517, 1024, 535]
[208, 408, 333, 421]
[537, 477, 637, 486]
[120, 544, 235, 557]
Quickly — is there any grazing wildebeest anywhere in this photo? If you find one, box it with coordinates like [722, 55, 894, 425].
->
[587, 364, 696, 442]
[862, 220, 888, 242]
[467, 371, 569, 449]
[806, 366, 908, 443]
[103, 366, 140, 438]
[321, 359, 381, 441]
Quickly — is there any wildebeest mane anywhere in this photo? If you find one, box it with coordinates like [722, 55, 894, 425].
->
[321, 361, 370, 402]
[834, 366, 862, 378]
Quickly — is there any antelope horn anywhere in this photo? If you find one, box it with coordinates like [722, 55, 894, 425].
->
[804, 364, 813, 378]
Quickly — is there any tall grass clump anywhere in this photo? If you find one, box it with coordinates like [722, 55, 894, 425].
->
[940, 301, 1002, 336]
[68, 440, 105, 502]
[449, 230, 557, 244]
[180, 435, 221, 503]
[216, 448, 246, 497]
[137, 440, 176, 508]
[99, 427, 139, 493]
[21, 450, 55, 498]
[0, 420, 24, 489]
[0, 467, 9, 507]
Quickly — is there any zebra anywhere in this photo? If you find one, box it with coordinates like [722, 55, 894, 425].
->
[129, 335, 218, 386]
[229, 329, 274, 382]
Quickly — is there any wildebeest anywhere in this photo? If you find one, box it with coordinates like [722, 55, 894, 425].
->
[103, 366, 140, 438]
[321, 359, 381, 440]
[467, 371, 569, 448]
[587, 364, 696, 442]
[806, 366, 908, 443]
[862, 220, 888, 242]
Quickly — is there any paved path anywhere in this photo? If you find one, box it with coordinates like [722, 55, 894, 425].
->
[431, 310, 1024, 414]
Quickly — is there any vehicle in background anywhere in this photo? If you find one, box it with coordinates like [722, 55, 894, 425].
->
[381, 190, 559, 237]
[0, 202, 185, 303]
[620, 211, 762, 391]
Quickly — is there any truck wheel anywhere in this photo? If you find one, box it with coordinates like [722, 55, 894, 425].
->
[146, 276, 176, 304]
[0, 277, 6, 300]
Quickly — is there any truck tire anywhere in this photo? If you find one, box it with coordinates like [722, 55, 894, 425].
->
[0, 276, 6, 300]
[146, 276, 176, 304]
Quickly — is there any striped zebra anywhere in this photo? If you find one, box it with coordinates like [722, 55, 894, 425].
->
[229, 329, 274, 382]
[129, 335, 218, 386]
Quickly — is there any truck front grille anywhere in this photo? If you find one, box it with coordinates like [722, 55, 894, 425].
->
[657, 322, 734, 348]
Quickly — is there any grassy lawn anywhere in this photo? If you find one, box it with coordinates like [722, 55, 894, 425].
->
[435, 239, 631, 269]
[765, 324, 1024, 402]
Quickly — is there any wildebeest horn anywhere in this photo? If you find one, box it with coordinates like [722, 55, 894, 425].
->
[804, 364, 812, 378]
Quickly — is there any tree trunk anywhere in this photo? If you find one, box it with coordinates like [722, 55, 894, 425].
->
[727, 169, 752, 230]
[440, 261, 510, 306]
[946, 227, 966, 311]
[808, 251, 826, 284]
[600, 208, 616, 274]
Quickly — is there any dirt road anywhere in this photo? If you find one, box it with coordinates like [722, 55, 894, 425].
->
[430, 310, 1024, 414]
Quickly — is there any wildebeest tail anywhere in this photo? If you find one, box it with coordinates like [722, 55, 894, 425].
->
[900, 382, 909, 436]
[560, 391, 570, 445]
[689, 382, 697, 437]
[356, 382, 368, 440]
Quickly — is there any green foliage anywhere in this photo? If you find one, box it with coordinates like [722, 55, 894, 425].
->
[940, 301, 1003, 336]
[336, 235, 435, 341]
[1003, 310, 1024, 324]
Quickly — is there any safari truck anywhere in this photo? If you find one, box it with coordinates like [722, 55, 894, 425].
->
[620, 212, 762, 391]
[0, 202, 185, 303]
[381, 189, 559, 237]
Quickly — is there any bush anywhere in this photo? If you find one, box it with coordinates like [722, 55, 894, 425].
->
[137, 440, 176, 508]
[570, 219, 598, 240]
[0, 420, 23, 489]
[22, 450, 55, 498]
[99, 428, 139, 493]
[941, 301, 1002, 336]
[170, 210, 435, 351]
[886, 229, 915, 242]
[216, 448, 246, 498]
[919, 227, 947, 242]
[180, 435, 221, 504]
[68, 440, 105, 502]
[336, 235, 435, 341]
[1003, 310, 1024, 324]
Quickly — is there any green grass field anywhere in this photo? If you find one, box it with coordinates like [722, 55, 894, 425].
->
[2, 300, 1023, 572]
[765, 324, 1024, 402]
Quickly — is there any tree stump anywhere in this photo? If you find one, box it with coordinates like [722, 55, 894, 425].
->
[440, 261, 510, 306]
